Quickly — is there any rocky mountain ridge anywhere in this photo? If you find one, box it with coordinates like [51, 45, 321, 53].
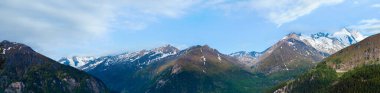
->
[0, 40, 109, 93]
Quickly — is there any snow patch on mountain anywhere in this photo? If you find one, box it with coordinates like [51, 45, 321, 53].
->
[229, 51, 262, 66]
[0, 47, 13, 54]
[201, 55, 206, 65]
[81, 60, 104, 71]
[217, 54, 221, 62]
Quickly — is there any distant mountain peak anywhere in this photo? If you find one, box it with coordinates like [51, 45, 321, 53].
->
[235, 29, 367, 74]
[332, 28, 367, 45]
[188, 45, 210, 49]
[1, 40, 11, 43]
[341, 28, 366, 41]
[1, 40, 24, 47]
[153, 44, 236, 75]
[184, 45, 217, 54]
[284, 32, 301, 39]
[332, 28, 353, 37]
[229, 51, 262, 67]
[201, 44, 211, 48]
[152, 44, 179, 54]
[296, 29, 368, 54]
[58, 56, 97, 68]
[230, 51, 261, 56]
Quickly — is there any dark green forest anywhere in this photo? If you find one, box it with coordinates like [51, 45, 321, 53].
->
[274, 62, 380, 93]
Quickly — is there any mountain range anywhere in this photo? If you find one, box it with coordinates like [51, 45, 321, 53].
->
[0, 28, 370, 93]
[230, 28, 365, 68]
[57, 28, 367, 93]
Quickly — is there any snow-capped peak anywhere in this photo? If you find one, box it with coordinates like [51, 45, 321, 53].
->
[342, 28, 366, 41]
[243, 28, 366, 59]
[332, 28, 366, 45]
[299, 28, 367, 54]
[114, 45, 179, 63]
[333, 28, 351, 36]
[75, 45, 180, 71]
[58, 56, 97, 68]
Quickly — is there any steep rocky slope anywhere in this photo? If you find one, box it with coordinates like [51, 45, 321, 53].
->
[254, 33, 327, 74]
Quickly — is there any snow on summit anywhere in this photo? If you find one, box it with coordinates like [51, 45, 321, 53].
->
[58, 56, 97, 68]
[60, 45, 180, 71]
[299, 28, 367, 54]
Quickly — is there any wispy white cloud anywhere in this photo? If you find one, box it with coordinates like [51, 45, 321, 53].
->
[113, 0, 203, 30]
[353, 1, 360, 4]
[0, 0, 201, 59]
[372, 3, 380, 8]
[208, 0, 345, 27]
[350, 19, 380, 35]
[0, 0, 350, 59]
[258, 0, 344, 27]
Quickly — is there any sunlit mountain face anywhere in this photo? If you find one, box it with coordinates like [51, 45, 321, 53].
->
[1, 0, 380, 93]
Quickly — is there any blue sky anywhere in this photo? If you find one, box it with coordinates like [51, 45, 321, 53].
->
[0, 0, 379, 60]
